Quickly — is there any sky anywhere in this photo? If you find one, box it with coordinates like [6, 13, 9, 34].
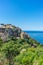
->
[0, 0, 43, 31]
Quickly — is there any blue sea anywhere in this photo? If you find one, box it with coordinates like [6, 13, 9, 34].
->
[25, 31, 43, 44]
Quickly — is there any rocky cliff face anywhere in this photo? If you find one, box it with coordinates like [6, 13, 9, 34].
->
[0, 24, 41, 65]
[0, 24, 29, 42]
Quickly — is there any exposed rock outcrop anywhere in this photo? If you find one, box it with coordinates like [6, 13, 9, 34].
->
[20, 32, 29, 39]
[0, 24, 29, 42]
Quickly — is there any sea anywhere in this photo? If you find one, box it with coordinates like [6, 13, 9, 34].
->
[25, 31, 43, 44]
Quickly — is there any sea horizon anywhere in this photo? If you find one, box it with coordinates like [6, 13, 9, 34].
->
[24, 30, 43, 32]
[24, 31, 43, 44]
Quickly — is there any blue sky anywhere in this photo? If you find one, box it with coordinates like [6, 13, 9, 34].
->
[0, 0, 43, 30]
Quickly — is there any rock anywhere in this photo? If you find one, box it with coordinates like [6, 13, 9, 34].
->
[20, 32, 29, 39]
[0, 24, 29, 41]
[20, 49, 26, 53]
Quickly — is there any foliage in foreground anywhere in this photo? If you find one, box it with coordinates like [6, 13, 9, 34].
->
[0, 37, 43, 65]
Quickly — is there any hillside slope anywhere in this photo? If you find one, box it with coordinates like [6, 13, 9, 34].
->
[0, 24, 42, 65]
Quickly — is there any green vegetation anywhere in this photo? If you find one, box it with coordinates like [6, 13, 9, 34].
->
[0, 24, 43, 65]
[0, 37, 43, 65]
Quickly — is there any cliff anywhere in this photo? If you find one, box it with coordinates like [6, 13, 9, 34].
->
[0, 24, 29, 42]
[0, 24, 42, 65]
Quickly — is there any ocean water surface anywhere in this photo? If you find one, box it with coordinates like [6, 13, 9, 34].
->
[25, 31, 43, 44]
